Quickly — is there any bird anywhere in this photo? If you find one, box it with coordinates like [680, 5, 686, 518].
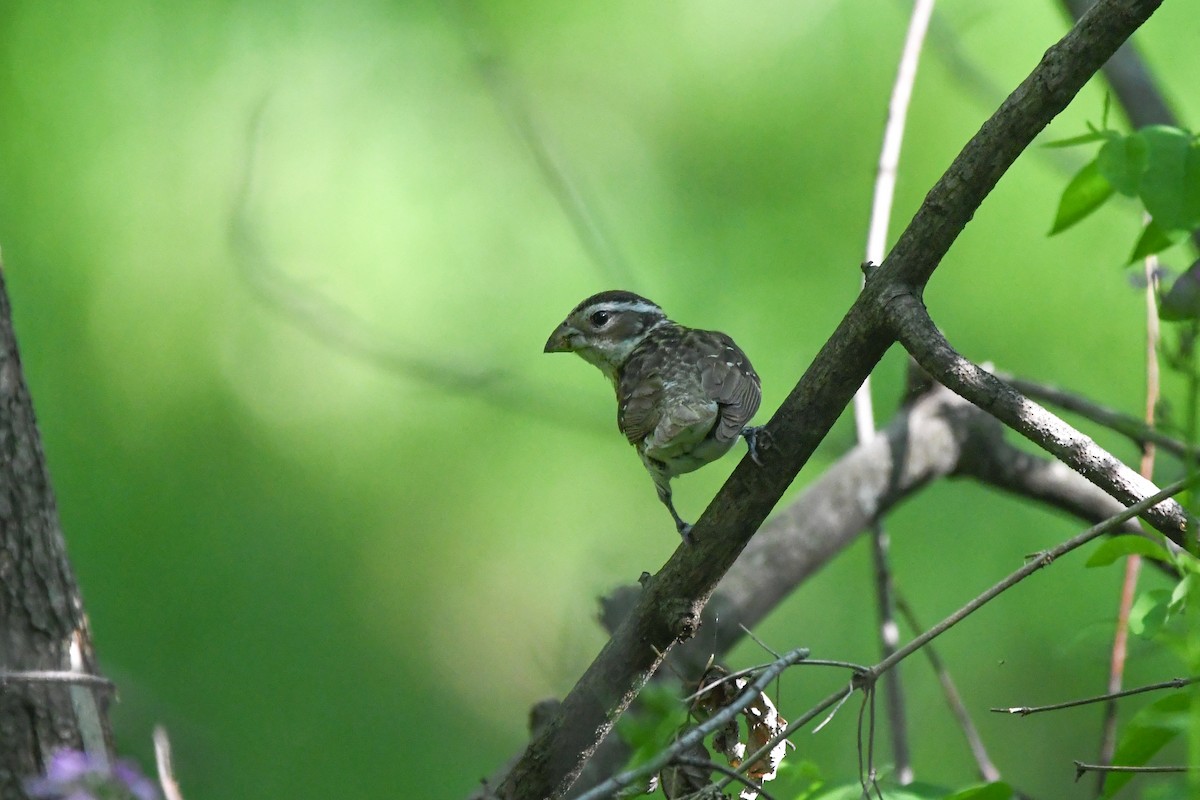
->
[544, 290, 764, 543]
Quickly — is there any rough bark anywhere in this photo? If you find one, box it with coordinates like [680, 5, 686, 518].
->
[0, 267, 111, 799]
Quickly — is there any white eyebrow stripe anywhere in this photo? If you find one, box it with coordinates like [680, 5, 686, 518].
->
[587, 301, 663, 316]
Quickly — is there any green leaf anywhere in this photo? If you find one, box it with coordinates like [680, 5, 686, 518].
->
[1168, 573, 1196, 614]
[615, 683, 687, 771]
[1130, 220, 1179, 264]
[1042, 130, 1115, 149]
[1098, 133, 1148, 196]
[1138, 126, 1200, 231]
[1086, 535, 1173, 567]
[1160, 259, 1200, 321]
[946, 783, 1013, 800]
[808, 782, 947, 800]
[773, 759, 826, 800]
[1050, 159, 1115, 234]
[1102, 693, 1191, 798]
[1129, 589, 1172, 638]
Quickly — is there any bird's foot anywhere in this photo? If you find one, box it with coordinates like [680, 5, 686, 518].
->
[741, 425, 771, 466]
[677, 521, 695, 546]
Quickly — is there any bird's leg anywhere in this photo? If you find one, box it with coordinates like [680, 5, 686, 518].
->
[653, 479, 694, 545]
[741, 425, 771, 466]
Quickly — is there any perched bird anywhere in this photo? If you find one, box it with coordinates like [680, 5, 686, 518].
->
[544, 290, 763, 543]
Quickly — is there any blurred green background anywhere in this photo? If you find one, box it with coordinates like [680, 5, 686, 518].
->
[0, 1, 1196, 797]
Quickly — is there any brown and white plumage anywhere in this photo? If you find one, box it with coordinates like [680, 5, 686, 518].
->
[544, 290, 762, 542]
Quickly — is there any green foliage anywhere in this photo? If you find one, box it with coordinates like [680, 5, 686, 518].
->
[1085, 534, 1173, 567]
[1097, 132, 1149, 196]
[1050, 158, 1115, 234]
[614, 683, 689, 775]
[1130, 221, 1180, 263]
[1159, 261, 1200, 320]
[798, 780, 997, 800]
[1084, 511, 1200, 796]
[1101, 693, 1191, 798]
[1125, 555, 1200, 645]
[943, 783, 1013, 800]
[1136, 127, 1200, 232]
[770, 759, 826, 799]
[1049, 124, 1200, 264]
[1129, 588, 1174, 639]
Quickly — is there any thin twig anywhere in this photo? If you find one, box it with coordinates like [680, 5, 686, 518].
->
[858, 683, 882, 795]
[740, 624, 782, 659]
[992, 676, 1198, 716]
[682, 661, 777, 705]
[68, 634, 109, 769]
[153, 726, 186, 800]
[895, 595, 1000, 782]
[811, 684, 858, 735]
[801, 659, 872, 672]
[721, 475, 1197, 789]
[0, 670, 116, 690]
[1074, 761, 1194, 779]
[863, 0, 934, 273]
[867, 523, 909, 781]
[672, 756, 777, 800]
[573, 647, 809, 800]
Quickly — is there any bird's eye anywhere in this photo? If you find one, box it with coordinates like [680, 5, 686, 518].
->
[589, 310, 611, 327]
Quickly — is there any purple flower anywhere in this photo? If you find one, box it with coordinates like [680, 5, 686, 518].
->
[24, 750, 160, 800]
[112, 762, 160, 800]
[43, 751, 93, 783]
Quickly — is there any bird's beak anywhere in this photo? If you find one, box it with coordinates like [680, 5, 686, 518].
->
[544, 323, 578, 353]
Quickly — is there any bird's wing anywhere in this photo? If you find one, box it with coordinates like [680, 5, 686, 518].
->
[618, 369, 664, 446]
[696, 330, 762, 443]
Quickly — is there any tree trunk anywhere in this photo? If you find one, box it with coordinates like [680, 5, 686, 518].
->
[0, 265, 111, 799]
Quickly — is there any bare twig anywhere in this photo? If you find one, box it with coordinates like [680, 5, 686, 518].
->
[0, 670, 116, 690]
[811, 685, 858, 735]
[1075, 761, 1194, 779]
[153, 726, 186, 800]
[867, 524, 909, 781]
[856, 683, 878, 795]
[673, 756, 777, 800]
[992, 676, 1199, 716]
[682, 660, 778, 705]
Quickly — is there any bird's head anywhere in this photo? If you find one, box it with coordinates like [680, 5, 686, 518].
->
[544, 290, 668, 381]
